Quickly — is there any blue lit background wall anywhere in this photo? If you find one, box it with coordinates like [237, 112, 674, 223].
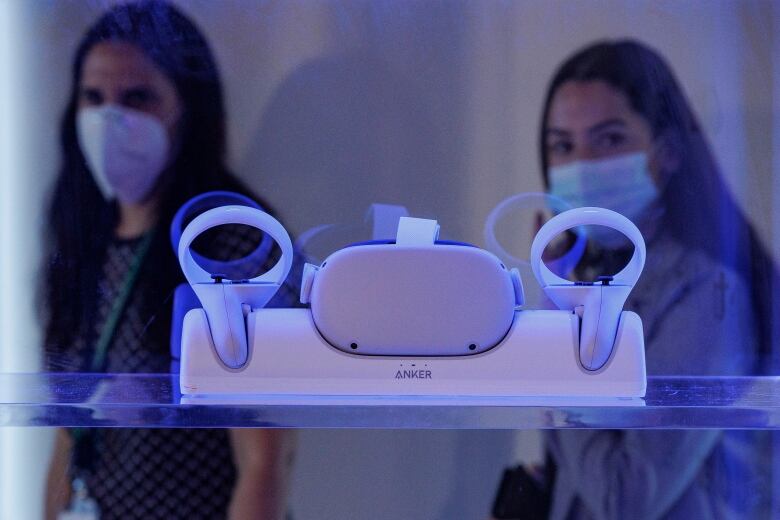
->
[1, 1, 778, 518]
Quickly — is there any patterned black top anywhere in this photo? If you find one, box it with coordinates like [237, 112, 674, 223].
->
[49, 225, 302, 519]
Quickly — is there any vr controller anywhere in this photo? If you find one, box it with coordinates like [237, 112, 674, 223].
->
[531, 208, 644, 370]
[175, 192, 647, 398]
[178, 204, 292, 368]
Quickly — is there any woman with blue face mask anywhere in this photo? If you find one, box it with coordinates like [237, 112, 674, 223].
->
[546, 86, 664, 243]
[524, 40, 777, 519]
[41, 2, 300, 519]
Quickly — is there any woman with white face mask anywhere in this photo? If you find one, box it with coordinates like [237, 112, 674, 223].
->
[42, 2, 299, 519]
[512, 40, 778, 520]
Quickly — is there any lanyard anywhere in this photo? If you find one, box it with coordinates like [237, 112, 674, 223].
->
[90, 228, 156, 372]
[70, 228, 156, 481]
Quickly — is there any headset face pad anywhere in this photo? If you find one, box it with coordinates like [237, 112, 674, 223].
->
[309, 244, 517, 356]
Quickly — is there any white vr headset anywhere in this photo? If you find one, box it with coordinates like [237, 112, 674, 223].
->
[177, 193, 645, 378]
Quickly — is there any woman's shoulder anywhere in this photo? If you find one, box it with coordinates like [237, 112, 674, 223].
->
[635, 233, 757, 375]
[635, 232, 746, 309]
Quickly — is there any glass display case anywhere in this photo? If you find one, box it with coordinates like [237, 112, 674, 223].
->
[3, 0, 780, 518]
[3, 373, 780, 429]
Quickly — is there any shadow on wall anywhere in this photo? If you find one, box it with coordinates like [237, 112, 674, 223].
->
[244, 31, 514, 520]
[242, 48, 470, 239]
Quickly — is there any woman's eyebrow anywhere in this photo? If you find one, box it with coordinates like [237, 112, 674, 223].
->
[545, 127, 571, 137]
[122, 85, 155, 96]
[588, 118, 627, 134]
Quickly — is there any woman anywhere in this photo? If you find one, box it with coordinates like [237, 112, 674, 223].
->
[42, 2, 298, 518]
[537, 40, 776, 519]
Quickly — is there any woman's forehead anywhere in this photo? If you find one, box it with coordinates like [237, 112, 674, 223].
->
[80, 41, 162, 87]
[547, 80, 637, 132]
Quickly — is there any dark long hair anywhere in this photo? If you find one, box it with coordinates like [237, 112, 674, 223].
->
[43, 1, 270, 356]
[539, 39, 779, 373]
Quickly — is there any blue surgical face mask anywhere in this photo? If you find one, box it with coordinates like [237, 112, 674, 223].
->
[548, 152, 660, 245]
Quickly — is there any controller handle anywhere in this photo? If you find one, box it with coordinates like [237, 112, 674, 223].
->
[530, 207, 645, 370]
[178, 205, 293, 369]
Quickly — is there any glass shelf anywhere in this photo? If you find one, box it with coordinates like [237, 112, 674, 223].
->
[1, 373, 779, 429]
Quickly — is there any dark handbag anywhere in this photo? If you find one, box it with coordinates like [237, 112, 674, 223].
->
[491, 460, 554, 519]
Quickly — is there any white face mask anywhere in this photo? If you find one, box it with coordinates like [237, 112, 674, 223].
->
[549, 152, 660, 245]
[77, 104, 170, 204]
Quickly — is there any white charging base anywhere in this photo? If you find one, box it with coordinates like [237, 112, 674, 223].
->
[179, 308, 646, 399]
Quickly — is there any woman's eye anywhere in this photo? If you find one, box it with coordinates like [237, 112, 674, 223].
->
[597, 131, 627, 149]
[547, 140, 573, 156]
[79, 88, 103, 106]
[122, 88, 156, 109]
